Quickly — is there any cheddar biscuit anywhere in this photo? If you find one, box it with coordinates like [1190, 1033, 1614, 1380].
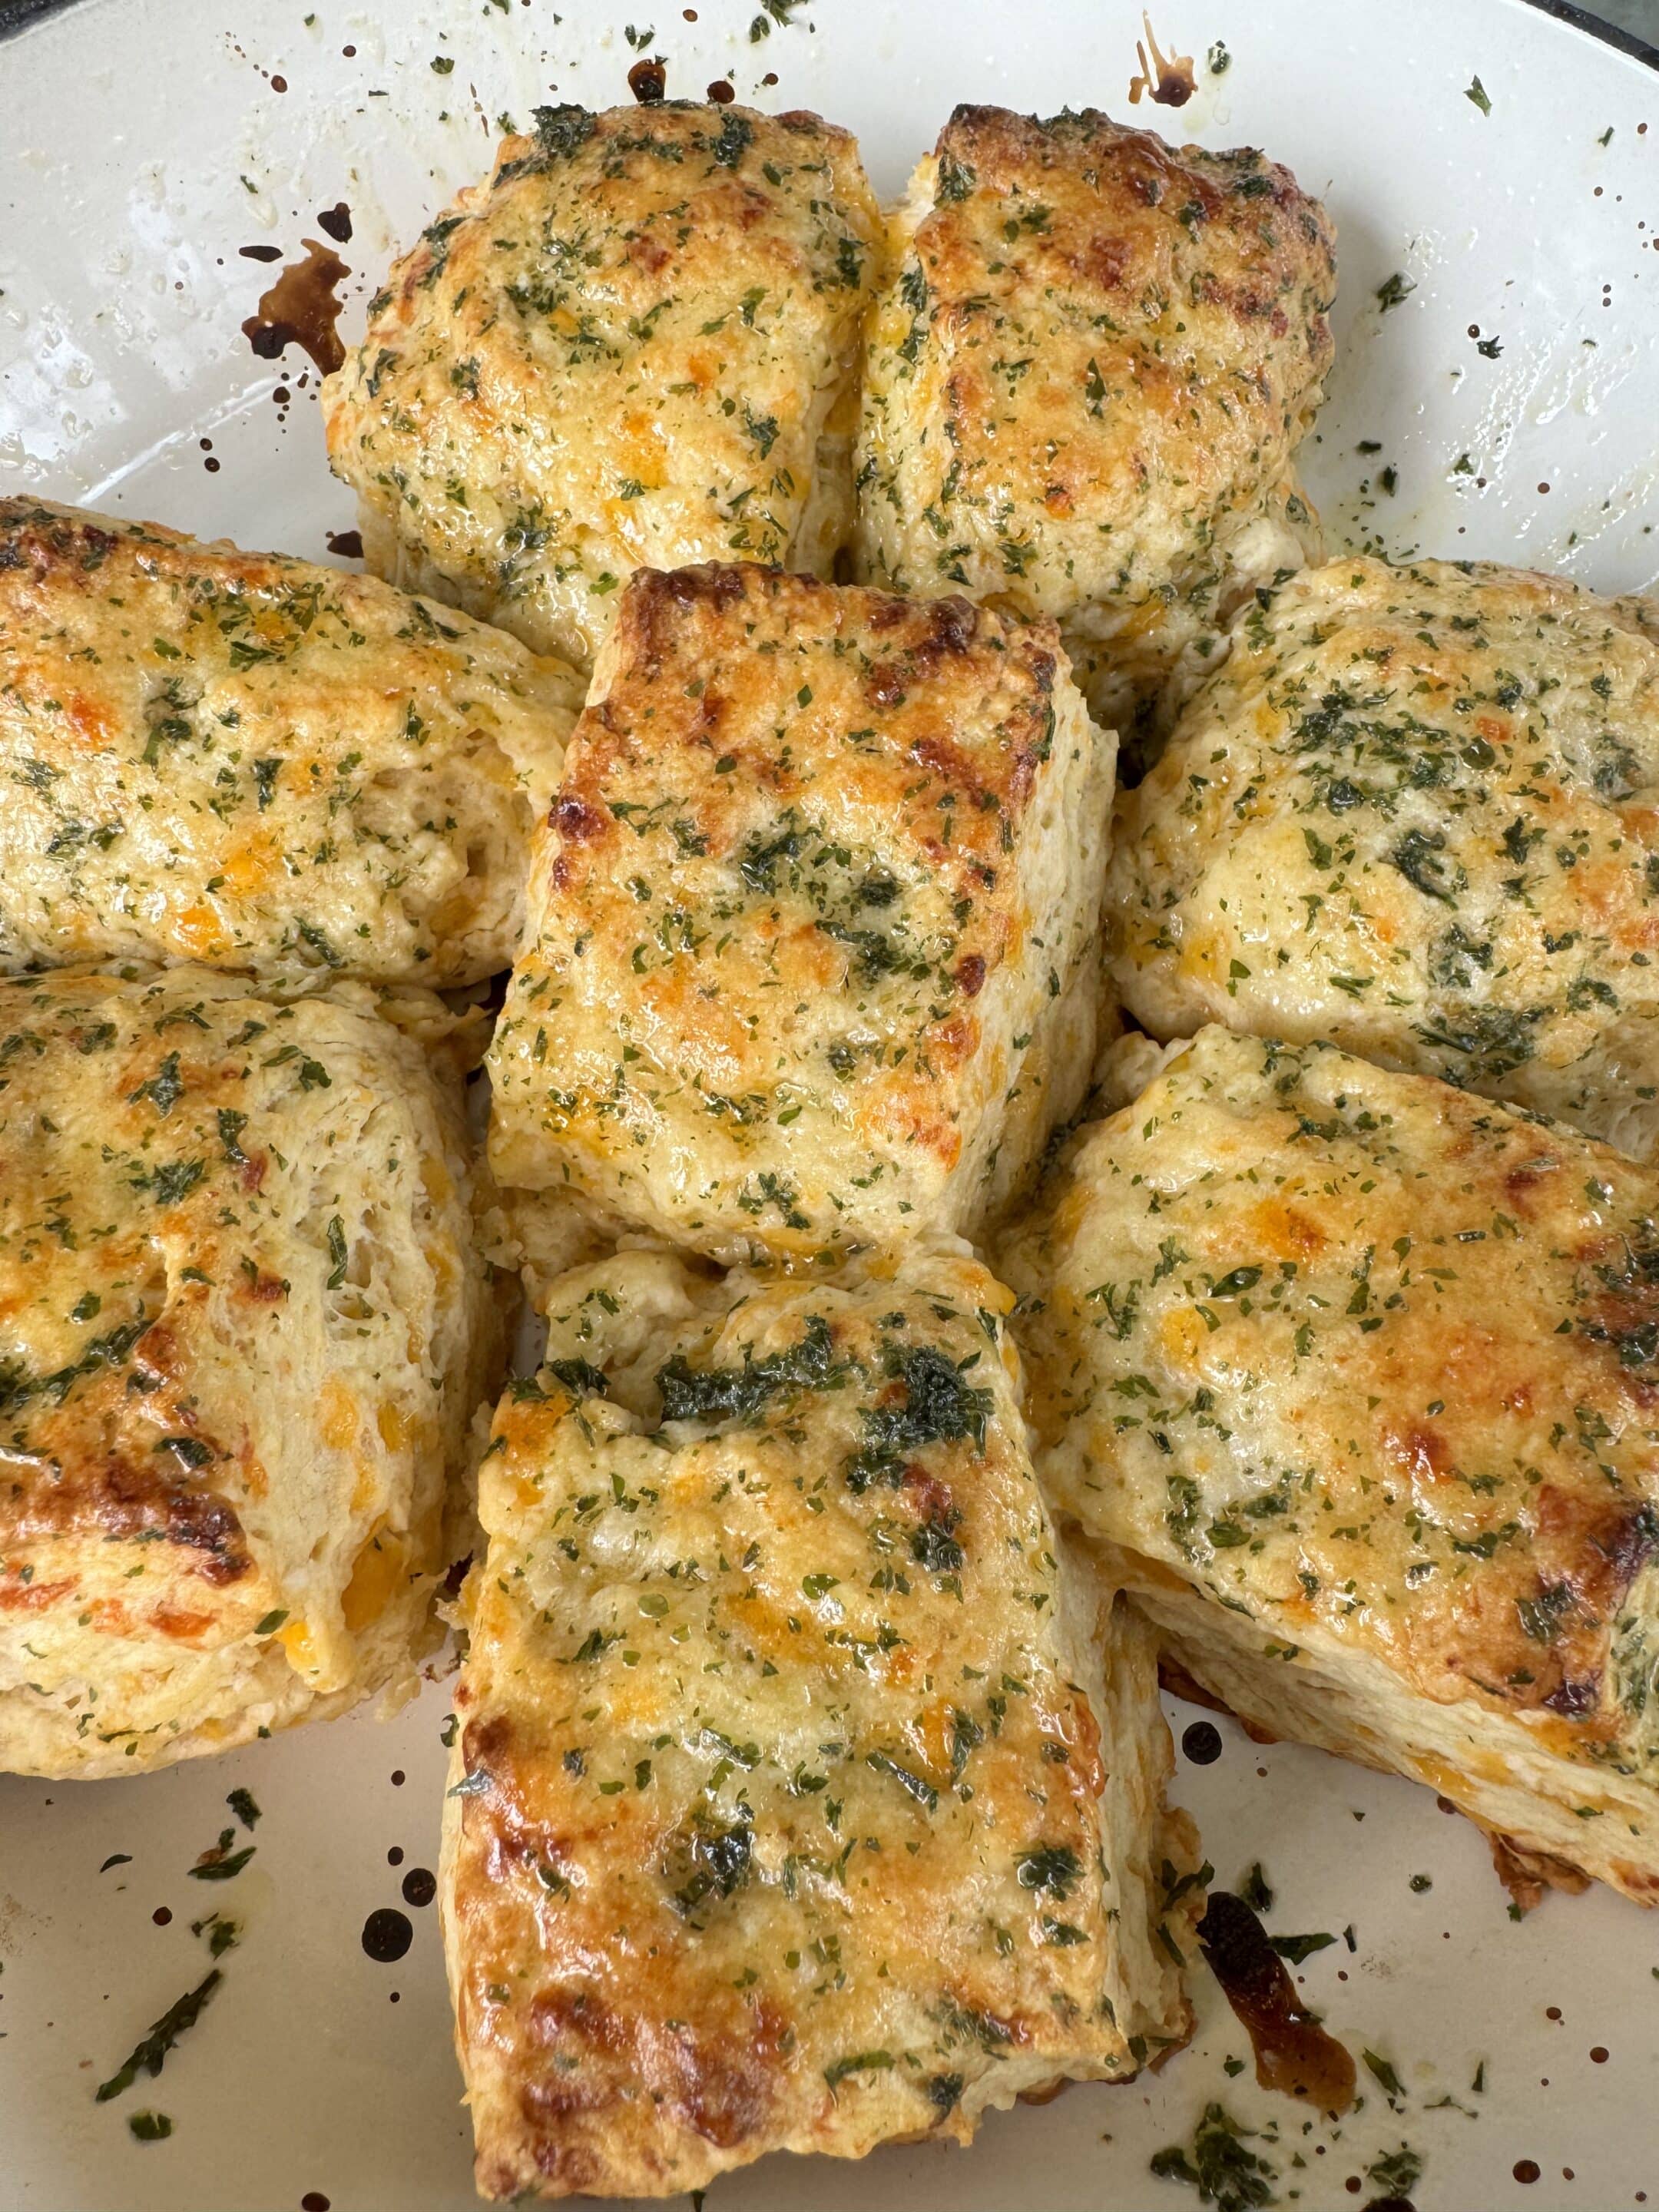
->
[442, 1243, 1194, 2198]
[1108, 556, 1659, 1158]
[486, 563, 1114, 1261]
[0, 499, 581, 985]
[0, 967, 492, 1777]
[855, 105, 1336, 736]
[323, 102, 882, 671]
[1000, 1027, 1659, 1902]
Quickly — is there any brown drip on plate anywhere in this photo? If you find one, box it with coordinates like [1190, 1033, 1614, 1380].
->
[1198, 1890, 1356, 2112]
[1128, 17, 1196, 106]
[241, 240, 351, 376]
[360, 1906, 413, 1962]
[628, 56, 667, 103]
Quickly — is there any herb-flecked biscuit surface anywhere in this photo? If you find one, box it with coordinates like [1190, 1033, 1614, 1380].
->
[323, 101, 882, 671]
[486, 563, 1114, 1262]
[998, 1026, 1659, 1902]
[1108, 557, 1659, 1158]
[854, 105, 1336, 732]
[0, 967, 492, 1777]
[442, 1243, 1193, 2199]
[0, 500, 581, 985]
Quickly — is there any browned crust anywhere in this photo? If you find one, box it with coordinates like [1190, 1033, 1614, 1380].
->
[488, 558, 1100, 1255]
[444, 1253, 1171, 2196]
[1487, 1830, 1594, 1915]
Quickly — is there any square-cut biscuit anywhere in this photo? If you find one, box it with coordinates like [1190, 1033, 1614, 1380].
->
[854, 106, 1336, 737]
[0, 500, 581, 986]
[486, 563, 1114, 1262]
[442, 1243, 1193, 2200]
[1108, 556, 1659, 1161]
[999, 1025, 1659, 1904]
[323, 103, 882, 672]
[0, 968, 492, 1777]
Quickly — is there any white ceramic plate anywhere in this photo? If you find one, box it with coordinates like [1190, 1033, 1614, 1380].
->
[3, 3, 1659, 2207]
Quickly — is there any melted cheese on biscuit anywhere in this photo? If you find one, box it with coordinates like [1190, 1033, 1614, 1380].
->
[442, 1244, 1192, 2200]
[0, 500, 581, 985]
[323, 101, 882, 671]
[854, 105, 1336, 737]
[485, 563, 1114, 1262]
[0, 967, 492, 1776]
[999, 1027, 1659, 1900]
[1109, 556, 1659, 1159]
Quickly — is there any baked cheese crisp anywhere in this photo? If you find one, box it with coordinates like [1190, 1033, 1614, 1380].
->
[443, 1244, 1194, 2199]
[1000, 1026, 1659, 1902]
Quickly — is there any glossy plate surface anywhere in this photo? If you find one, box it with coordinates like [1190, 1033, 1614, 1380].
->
[2, 3, 1658, 2207]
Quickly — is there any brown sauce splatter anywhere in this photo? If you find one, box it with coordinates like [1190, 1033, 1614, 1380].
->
[326, 528, 364, 559]
[628, 55, 667, 103]
[1182, 1719, 1223, 1765]
[316, 200, 353, 244]
[1128, 14, 1196, 107]
[707, 78, 735, 104]
[1198, 1890, 1356, 2112]
[360, 1906, 412, 1962]
[400, 1866, 437, 1908]
[241, 240, 350, 376]
[238, 243, 283, 263]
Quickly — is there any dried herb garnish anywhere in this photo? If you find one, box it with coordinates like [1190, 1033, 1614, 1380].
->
[843, 1343, 992, 1491]
[823, 2048, 893, 2094]
[545, 1356, 611, 1401]
[226, 1788, 261, 1830]
[1151, 2103, 1278, 2210]
[1267, 1932, 1336, 1964]
[188, 1828, 254, 1882]
[655, 1314, 843, 1426]
[1364, 2048, 1406, 2101]
[190, 1912, 242, 1959]
[96, 1970, 222, 2101]
[1368, 2144, 1424, 2195]
[1238, 1862, 1273, 1912]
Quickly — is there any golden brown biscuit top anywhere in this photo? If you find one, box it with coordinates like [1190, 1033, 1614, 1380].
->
[0, 966, 474, 1703]
[0, 498, 578, 983]
[1109, 557, 1659, 1121]
[488, 562, 1094, 1257]
[323, 102, 882, 664]
[1002, 1028, 1659, 1771]
[448, 1249, 1154, 2197]
[857, 104, 1336, 614]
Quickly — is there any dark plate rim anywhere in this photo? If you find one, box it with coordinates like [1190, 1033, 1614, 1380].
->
[2, 0, 1656, 65]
